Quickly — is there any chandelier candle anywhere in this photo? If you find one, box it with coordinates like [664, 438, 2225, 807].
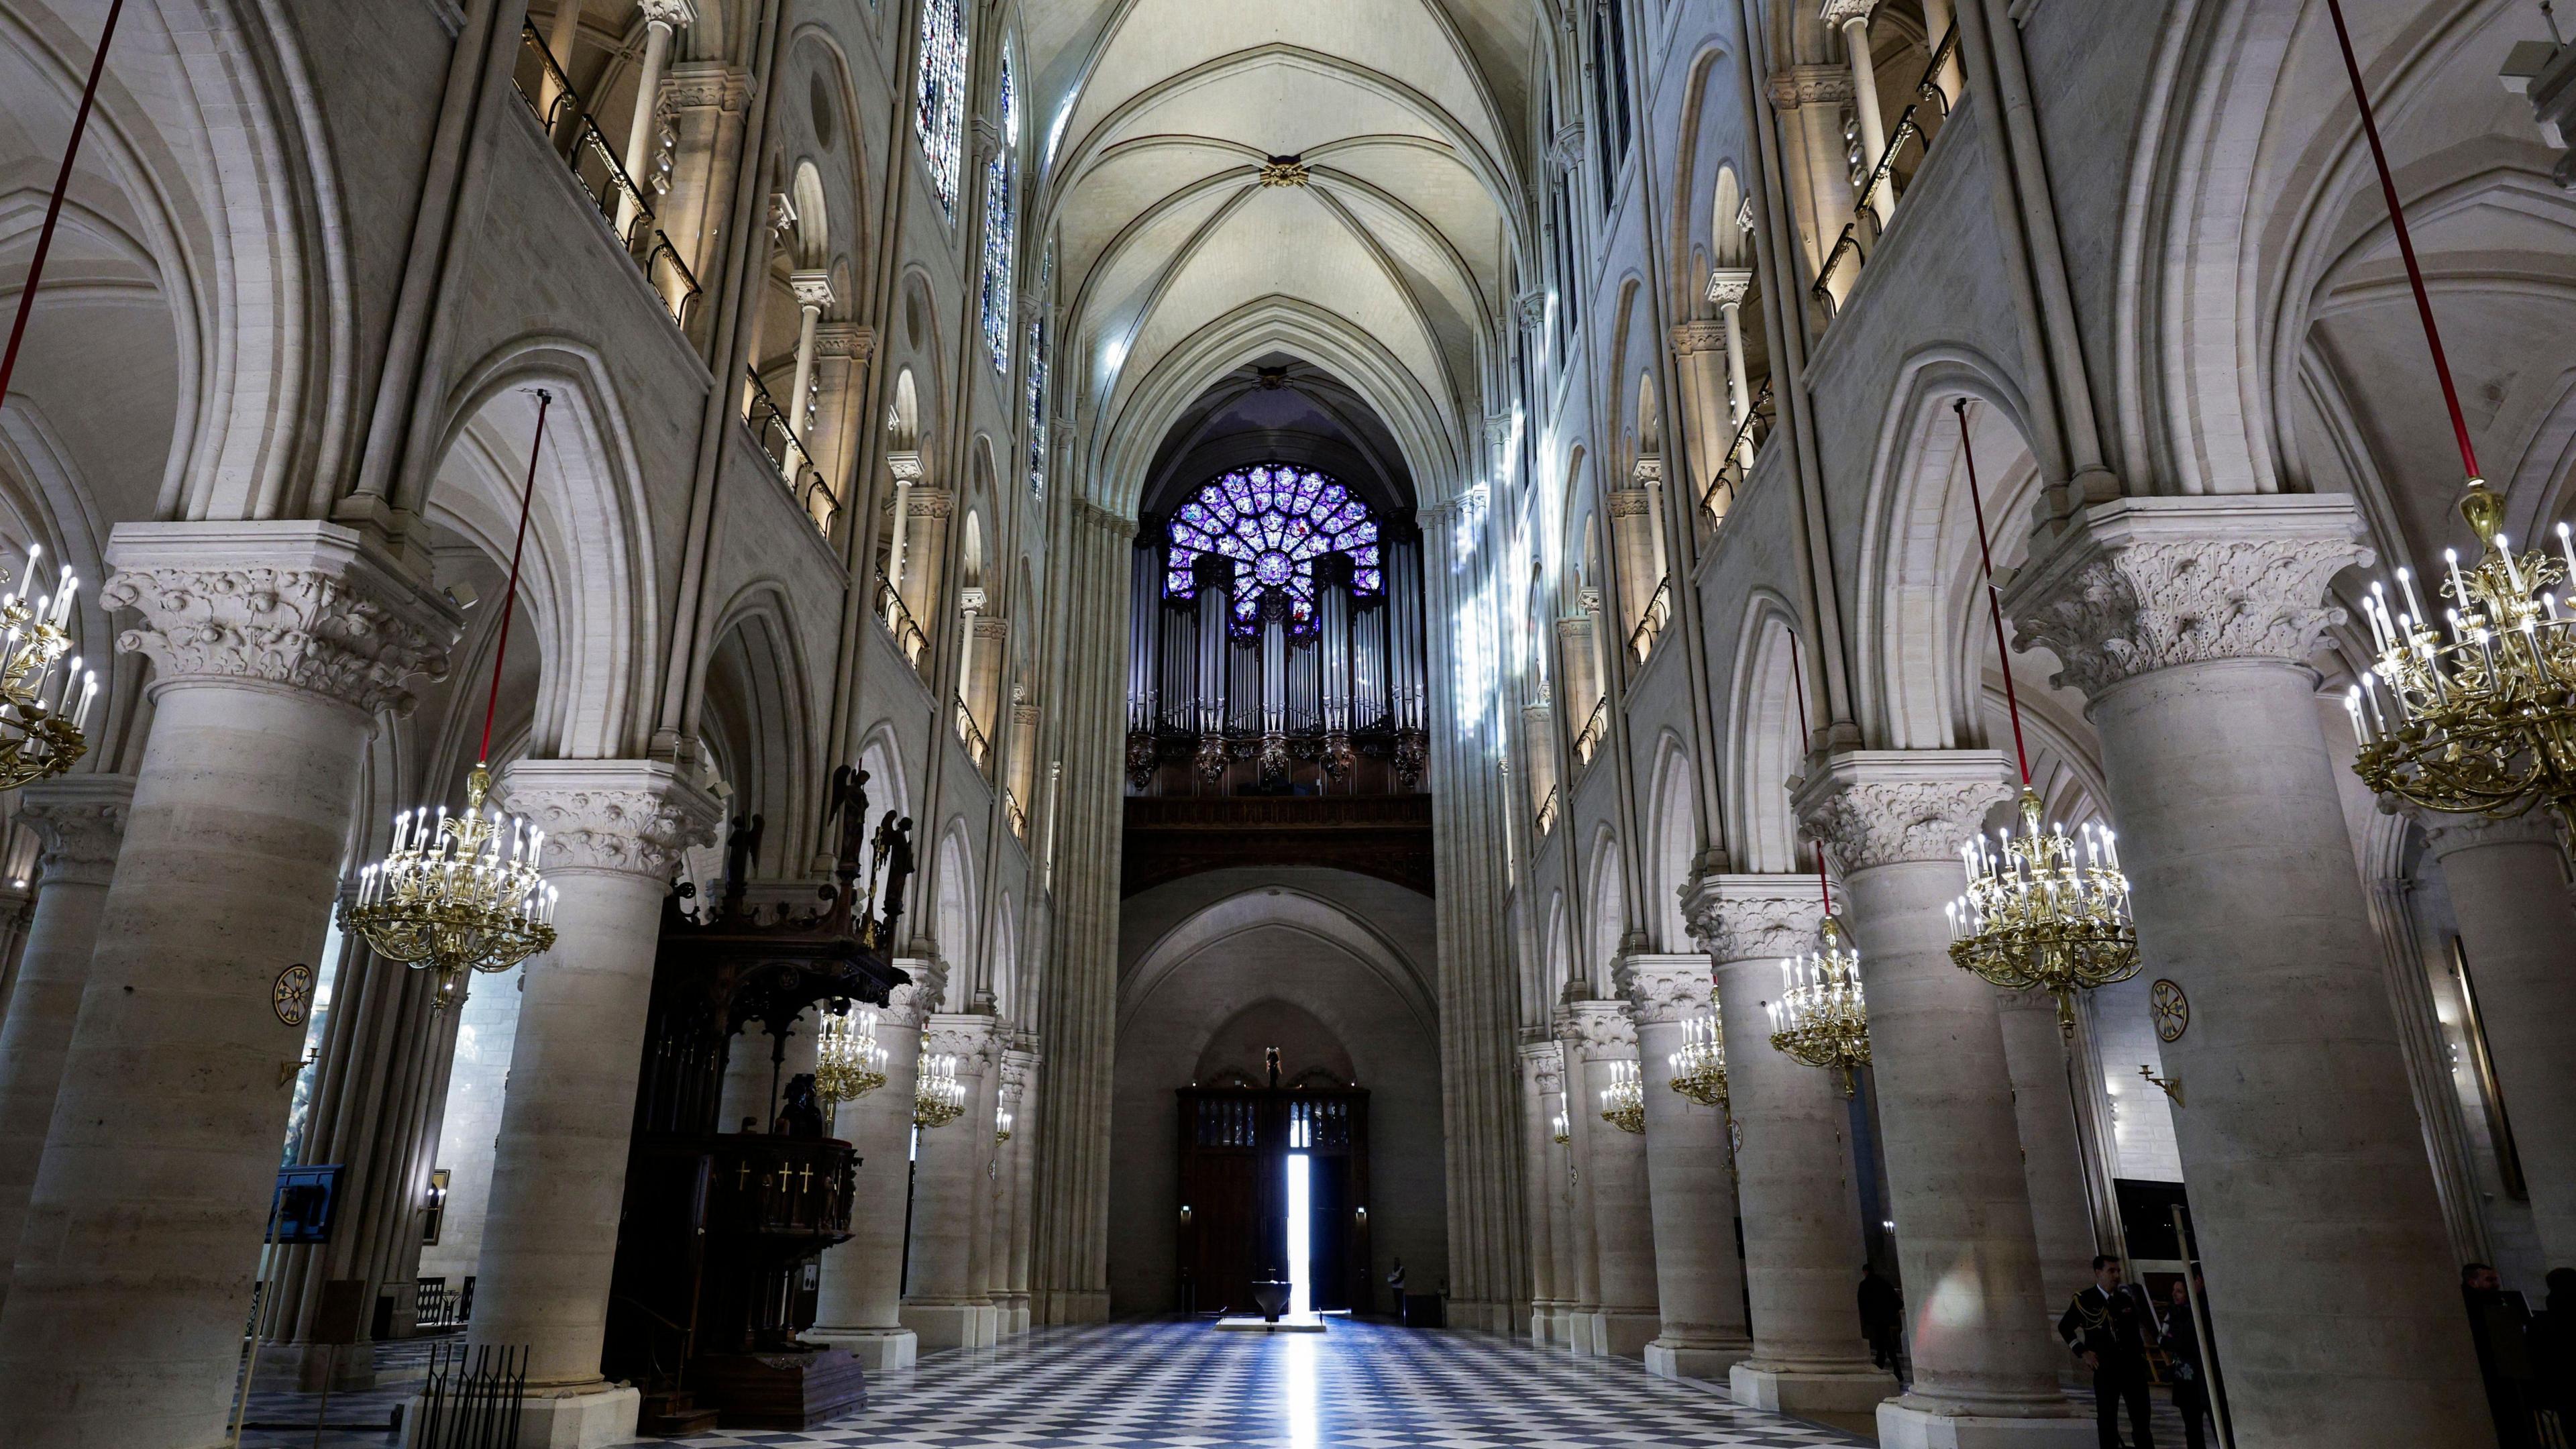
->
[1667, 1004, 1729, 1110]
[1765, 920, 1870, 1098]
[914, 1038, 966, 1128]
[815, 1007, 891, 1106]
[1598, 1059, 1646, 1135]
[0, 546, 95, 791]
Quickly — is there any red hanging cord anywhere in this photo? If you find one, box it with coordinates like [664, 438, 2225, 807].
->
[1957, 400, 2032, 788]
[2321, 0, 2482, 486]
[0, 0, 127, 409]
[478, 390, 551, 765]
[1787, 631, 1832, 918]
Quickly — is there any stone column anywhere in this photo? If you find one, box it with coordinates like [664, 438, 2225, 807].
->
[0, 522, 455, 1449]
[1684, 875, 1889, 1416]
[997, 1044, 1038, 1336]
[471, 759, 721, 1449]
[1552, 1008, 1604, 1355]
[1518, 1039, 1566, 1344]
[614, 0, 694, 241]
[1824, 0, 1894, 227]
[2423, 814, 2576, 1269]
[808, 963, 940, 1370]
[1994, 989, 2106, 1320]
[904, 1011, 1001, 1348]
[963, 1032, 1004, 1346]
[1540, 1048, 1580, 1348]
[1566, 997, 1659, 1358]
[1768, 65, 1861, 302]
[1793, 751, 2086, 1448]
[2007, 494, 2489, 1447]
[0, 774, 132, 1313]
[1623, 953, 1753, 1381]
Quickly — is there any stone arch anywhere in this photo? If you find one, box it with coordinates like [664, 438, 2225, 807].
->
[790, 158, 830, 270]
[1725, 590, 1805, 875]
[1544, 889, 1571, 1003]
[698, 583, 822, 877]
[932, 819, 977, 1003]
[991, 892, 1020, 1022]
[1644, 732, 1697, 952]
[1120, 885, 1438, 1039]
[1584, 824, 1623, 989]
[854, 719, 912, 824]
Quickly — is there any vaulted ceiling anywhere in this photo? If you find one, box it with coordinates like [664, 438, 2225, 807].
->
[1022, 0, 1544, 513]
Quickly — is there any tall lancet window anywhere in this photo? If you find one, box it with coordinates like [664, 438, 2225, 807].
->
[916, 0, 968, 220]
[1164, 466, 1382, 639]
[980, 54, 1018, 373]
[1026, 249, 1051, 496]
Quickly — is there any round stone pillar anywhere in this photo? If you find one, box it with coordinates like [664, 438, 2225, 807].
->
[0, 774, 132, 1314]
[2008, 494, 2489, 1447]
[0, 523, 455, 1449]
[1623, 953, 1752, 1381]
[903, 1011, 1001, 1349]
[1564, 997, 1659, 1358]
[807, 965, 938, 1369]
[470, 759, 720, 1448]
[1794, 751, 2085, 1448]
[2424, 814, 2576, 1272]
[1685, 874, 1888, 1416]
[1517, 1038, 1566, 1344]
[1552, 1009, 1605, 1354]
[996, 1042, 1038, 1336]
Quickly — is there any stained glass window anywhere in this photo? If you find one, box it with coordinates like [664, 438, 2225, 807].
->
[1026, 250, 1051, 497]
[915, 0, 967, 221]
[1164, 465, 1382, 636]
[979, 56, 1016, 374]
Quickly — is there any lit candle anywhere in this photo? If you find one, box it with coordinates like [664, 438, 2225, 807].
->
[2559, 522, 2575, 586]
[2346, 686, 2368, 743]
[2398, 567, 2427, 629]
[2365, 584, 2393, 652]
[72, 672, 95, 731]
[2499, 535, 2526, 596]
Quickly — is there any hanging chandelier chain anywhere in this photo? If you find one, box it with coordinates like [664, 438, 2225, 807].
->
[480, 389, 551, 765]
[1957, 400, 2031, 788]
[2322, 0, 2481, 486]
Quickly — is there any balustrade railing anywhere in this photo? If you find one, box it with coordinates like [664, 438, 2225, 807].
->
[1002, 788, 1028, 841]
[876, 570, 928, 672]
[1702, 380, 1776, 522]
[955, 701, 991, 772]
[741, 366, 838, 533]
[1628, 579, 1672, 663]
[511, 23, 702, 332]
[1572, 698, 1610, 768]
[1811, 25, 1957, 321]
[1534, 786, 1560, 838]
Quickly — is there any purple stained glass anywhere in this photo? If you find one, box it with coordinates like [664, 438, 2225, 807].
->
[1163, 464, 1381, 635]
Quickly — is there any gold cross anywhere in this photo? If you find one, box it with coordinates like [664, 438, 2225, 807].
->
[737, 1163, 751, 1189]
[798, 1165, 814, 1192]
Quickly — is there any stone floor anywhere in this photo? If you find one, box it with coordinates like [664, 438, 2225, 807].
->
[236, 1319, 2216, 1448]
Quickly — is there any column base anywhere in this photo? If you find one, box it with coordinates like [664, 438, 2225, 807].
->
[1592, 1308, 1658, 1358]
[1645, 1337, 1752, 1383]
[1729, 1362, 1894, 1415]
[1876, 1399, 2090, 1449]
[902, 1299, 998, 1349]
[1562, 1309, 1603, 1356]
[804, 1326, 917, 1371]
[972, 1303, 999, 1343]
[1530, 1308, 1555, 1345]
[1038, 1289, 1110, 1324]
[414, 1383, 635, 1449]
[1003, 1304, 1030, 1337]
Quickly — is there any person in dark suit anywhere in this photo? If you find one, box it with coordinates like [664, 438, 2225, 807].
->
[2059, 1254, 2158, 1449]
[2160, 1275, 2212, 1449]
[1858, 1264, 1904, 1380]
[2529, 1267, 2576, 1443]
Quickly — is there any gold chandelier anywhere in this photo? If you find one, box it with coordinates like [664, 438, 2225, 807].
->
[342, 391, 562, 1007]
[913, 1034, 965, 1128]
[813, 1006, 890, 1105]
[1550, 1109, 1570, 1146]
[1597, 1059, 1645, 1135]
[1941, 399, 2139, 1030]
[1768, 917, 1870, 1097]
[0, 546, 95, 792]
[995, 1104, 1014, 1144]
[1666, 998, 1728, 1109]
[2315, 0, 2576, 835]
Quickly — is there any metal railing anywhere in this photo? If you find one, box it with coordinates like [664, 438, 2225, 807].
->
[875, 570, 928, 672]
[1702, 380, 1775, 522]
[1572, 698, 1610, 767]
[1919, 23, 1961, 115]
[511, 23, 702, 332]
[741, 367, 835, 531]
[1628, 578, 1672, 663]
[417, 1341, 527, 1449]
[955, 700, 991, 771]
[1003, 788, 1028, 841]
[1810, 25, 1956, 321]
[1534, 786, 1560, 838]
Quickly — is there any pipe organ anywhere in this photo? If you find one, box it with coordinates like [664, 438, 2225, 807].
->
[1125, 464, 1429, 796]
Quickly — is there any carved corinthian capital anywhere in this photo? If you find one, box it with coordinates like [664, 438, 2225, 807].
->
[1560, 998, 1638, 1061]
[101, 522, 460, 717]
[1791, 750, 2015, 873]
[885, 957, 951, 1030]
[2003, 494, 2371, 700]
[17, 774, 136, 889]
[1520, 1038, 1564, 1095]
[494, 759, 724, 881]
[924, 1011, 1002, 1067]
[1680, 873, 1825, 964]
[1619, 955, 1715, 1024]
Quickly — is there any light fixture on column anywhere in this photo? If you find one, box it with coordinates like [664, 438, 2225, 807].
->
[814, 1006, 890, 1105]
[341, 391, 561, 1008]
[1767, 918, 1871, 1098]
[994, 1104, 1014, 1143]
[1550, 1110, 1570, 1146]
[913, 1034, 965, 1128]
[2316, 0, 2576, 835]
[1940, 400, 2139, 1032]
[0, 545, 94, 791]
[1666, 997, 1728, 1109]
[1597, 1059, 1646, 1135]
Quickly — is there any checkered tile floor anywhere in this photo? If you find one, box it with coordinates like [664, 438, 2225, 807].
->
[662, 1318, 1868, 1448]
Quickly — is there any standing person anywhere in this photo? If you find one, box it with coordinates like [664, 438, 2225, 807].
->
[2528, 1268, 2576, 1444]
[2059, 1254, 2158, 1449]
[1385, 1257, 1406, 1320]
[1858, 1263, 1904, 1381]
[2465, 1263, 2538, 1449]
[2161, 1277, 2212, 1449]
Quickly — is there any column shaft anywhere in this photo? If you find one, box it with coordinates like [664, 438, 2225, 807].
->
[904, 1012, 999, 1348]
[1628, 955, 1752, 1381]
[1567, 1000, 1658, 1358]
[808, 969, 937, 1370]
[615, 18, 679, 241]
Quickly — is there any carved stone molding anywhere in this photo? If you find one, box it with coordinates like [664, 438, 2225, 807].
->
[1790, 751, 2015, 874]
[999, 1048, 1036, 1101]
[639, 0, 697, 29]
[1607, 487, 1653, 519]
[1767, 64, 1856, 109]
[886, 450, 925, 484]
[2419, 809, 2567, 859]
[1560, 998, 1639, 1061]
[1519, 290, 1549, 334]
[1705, 268, 1754, 309]
[1521, 1038, 1564, 1095]
[815, 323, 875, 360]
[17, 775, 136, 890]
[2003, 494, 2371, 700]
[1619, 954, 1716, 1024]
[790, 270, 836, 311]
[1680, 873, 1825, 964]
[1819, 0, 1876, 26]
[924, 1012, 1002, 1067]
[494, 759, 724, 882]
[906, 486, 955, 519]
[101, 521, 459, 718]
[1670, 321, 1727, 355]
[885, 957, 951, 1030]
[1631, 460, 1663, 488]
[661, 63, 749, 113]
[1548, 123, 1587, 175]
